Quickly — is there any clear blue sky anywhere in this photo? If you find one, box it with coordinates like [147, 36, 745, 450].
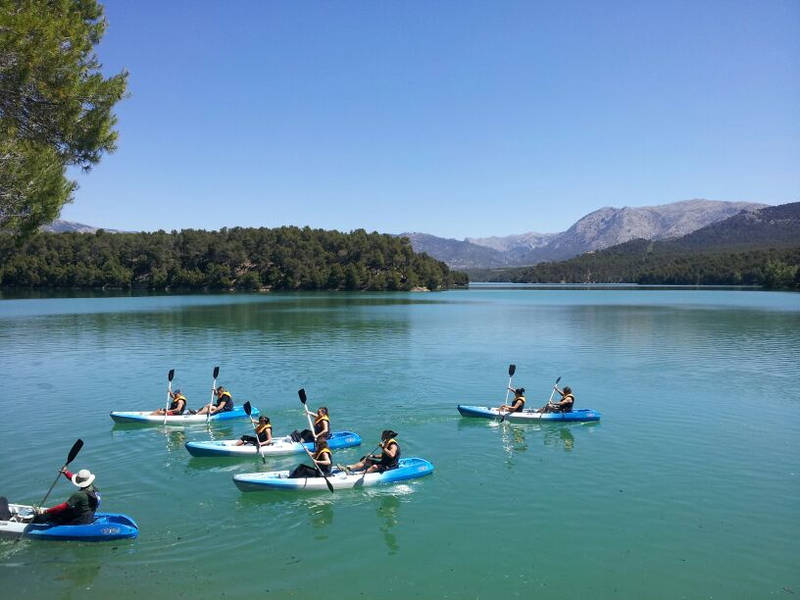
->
[61, 0, 799, 239]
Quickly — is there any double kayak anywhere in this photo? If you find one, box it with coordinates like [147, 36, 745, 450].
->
[0, 503, 139, 541]
[233, 457, 434, 492]
[185, 430, 363, 458]
[457, 405, 601, 422]
[110, 405, 258, 424]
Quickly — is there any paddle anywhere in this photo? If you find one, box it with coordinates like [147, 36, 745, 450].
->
[163, 369, 175, 425]
[542, 376, 562, 414]
[39, 439, 84, 508]
[499, 364, 517, 423]
[297, 388, 334, 493]
[207, 365, 219, 424]
[243, 401, 265, 464]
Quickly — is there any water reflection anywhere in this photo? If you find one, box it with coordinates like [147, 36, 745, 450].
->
[377, 495, 400, 554]
[543, 427, 574, 451]
[500, 424, 528, 465]
[308, 500, 334, 539]
[55, 555, 102, 599]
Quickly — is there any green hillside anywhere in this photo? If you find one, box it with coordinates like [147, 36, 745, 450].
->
[0, 227, 469, 291]
[483, 203, 800, 290]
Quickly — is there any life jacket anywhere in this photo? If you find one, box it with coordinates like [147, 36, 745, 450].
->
[216, 390, 233, 411]
[512, 395, 526, 412]
[169, 394, 187, 414]
[314, 447, 332, 474]
[560, 393, 574, 412]
[256, 423, 271, 443]
[314, 414, 330, 438]
[380, 439, 400, 469]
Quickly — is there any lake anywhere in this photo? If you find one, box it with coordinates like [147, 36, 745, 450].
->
[1, 287, 798, 599]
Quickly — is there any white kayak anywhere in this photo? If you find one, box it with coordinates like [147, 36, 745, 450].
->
[185, 431, 362, 457]
[233, 457, 434, 492]
[110, 405, 258, 424]
[457, 405, 601, 422]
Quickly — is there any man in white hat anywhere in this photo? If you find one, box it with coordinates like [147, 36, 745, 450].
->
[34, 467, 101, 525]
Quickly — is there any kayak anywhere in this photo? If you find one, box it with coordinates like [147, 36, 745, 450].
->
[110, 405, 258, 424]
[233, 457, 434, 492]
[0, 503, 139, 541]
[457, 405, 601, 422]
[185, 431, 363, 458]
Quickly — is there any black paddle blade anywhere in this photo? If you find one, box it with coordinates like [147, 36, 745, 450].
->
[213, 366, 220, 379]
[509, 364, 516, 377]
[168, 369, 175, 381]
[67, 439, 84, 464]
[555, 376, 561, 384]
[243, 401, 252, 416]
[325, 477, 334, 494]
[298, 388, 307, 404]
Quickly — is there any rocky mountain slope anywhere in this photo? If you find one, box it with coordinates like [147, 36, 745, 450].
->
[406, 199, 766, 268]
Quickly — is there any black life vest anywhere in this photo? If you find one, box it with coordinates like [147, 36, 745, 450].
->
[314, 414, 330, 438]
[380, 439, 400, 469]
[314, 447, 332, 474]
[512, 395, 526, 412]
[169, 394, 187, 414]
[561, 393, 574, 412]
[256, 423, 271, 443]
[216, 391, 233, 411]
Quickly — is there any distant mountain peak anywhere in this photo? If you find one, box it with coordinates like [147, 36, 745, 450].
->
[405, 199, 767, 269]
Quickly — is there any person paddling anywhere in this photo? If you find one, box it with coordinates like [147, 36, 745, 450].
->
[498, 388, 526, 414]
[33, 468, 100, 525]
[537, 385, 575, 413]
[151, 389, 188, 416]
[346, 430, 400, 474]
[293, 406, 331, 443]
[196, 386, 233, 415]
[288, 438, 333, 478]
[236, 415, 272, 446]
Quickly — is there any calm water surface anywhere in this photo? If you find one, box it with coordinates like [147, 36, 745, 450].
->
[1, 288, 798, 599]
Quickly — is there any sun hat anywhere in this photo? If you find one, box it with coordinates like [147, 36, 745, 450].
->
[71, 469, 96, 488]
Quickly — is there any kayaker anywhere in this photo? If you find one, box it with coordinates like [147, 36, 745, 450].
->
[537, 385, 575, 413]
[288, 438, 333, 478]
[33, 468, 100, 525]
[293, 406, 331, 443]
[195, 386, 234, 415]
[499, 388, 526, 414]
[151, 389, 188, 416]
[236, 415, 273, 446]
[346, 430, 400, 474]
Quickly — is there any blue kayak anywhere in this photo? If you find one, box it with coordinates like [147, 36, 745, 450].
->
[458, 405, 601, 422]
[233, 457, 434, 492]
[110, 405, 258, 424]
[1, 504, 139, 541]
[185, 431, 363, 458]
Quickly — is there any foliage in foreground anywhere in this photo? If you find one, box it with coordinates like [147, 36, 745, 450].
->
[0, 227, 469, 291]
[0, 0, 127, 238]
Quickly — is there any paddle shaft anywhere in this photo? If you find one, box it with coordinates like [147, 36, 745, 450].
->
[243, 402, 265, 463]
[208, 366, 219, 423]
[300, 441, 334, 493]
[39, 439, 84, 508]
[163, 369, 175, 426]
[545, 376, 563, 409]
[499, 364, 517, 422]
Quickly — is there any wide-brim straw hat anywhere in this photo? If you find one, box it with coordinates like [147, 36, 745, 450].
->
[71, 469, 96, 488]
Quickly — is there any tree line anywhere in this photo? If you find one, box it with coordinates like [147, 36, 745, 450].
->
[0, 227, 469, 291]
[476, 240, 800, 290]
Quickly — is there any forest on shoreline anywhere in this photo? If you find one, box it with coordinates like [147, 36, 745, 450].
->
[0, 227, 469, 291]
[470, 242, 800, 290]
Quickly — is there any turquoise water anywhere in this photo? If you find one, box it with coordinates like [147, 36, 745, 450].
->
[1, 288, 798, 599]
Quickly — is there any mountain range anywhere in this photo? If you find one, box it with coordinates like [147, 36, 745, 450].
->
[403, 199, 766, 269]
